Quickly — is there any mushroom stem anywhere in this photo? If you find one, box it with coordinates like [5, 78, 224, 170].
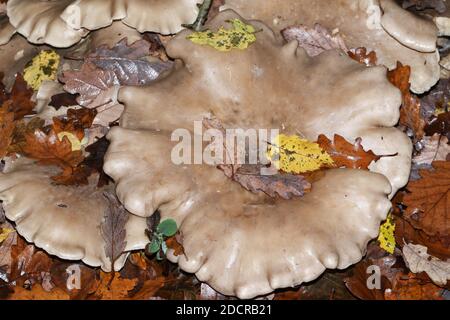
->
[183, 0, 213, 31]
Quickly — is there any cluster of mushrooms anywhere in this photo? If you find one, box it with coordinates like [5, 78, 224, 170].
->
[0, 0, 445, 299]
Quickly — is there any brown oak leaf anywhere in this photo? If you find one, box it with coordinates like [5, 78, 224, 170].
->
[348, 47, 378, 67]
[317, 134, 382, 169]
[387, 62, 426, 140]
[402, 161, 450, 247]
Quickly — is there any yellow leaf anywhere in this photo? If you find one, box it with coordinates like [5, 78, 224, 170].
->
[187, 18, 257, 52]
[23, 50, 60, 91]
[0, 228, 14, 244]
[57, 131, 84, 151]
[378, 213, 396, 254]
[267, 134, 334, 174]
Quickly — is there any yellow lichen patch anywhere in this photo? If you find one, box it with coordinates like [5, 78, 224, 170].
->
[24, 50, 61, 91]
[267, 134, 334, 174]
[378, 213, 396, 254]
[187, 18, 257, 52]
[57, 131, 84, 151]
[0, 228, 14, 244]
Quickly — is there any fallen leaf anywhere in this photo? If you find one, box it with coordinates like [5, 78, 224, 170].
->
[387, 62, 426, 140]
[317, 134, 381, 169]
[281, 24, 348, 57]
[166, 234, 184, 257]
[7, 74, 35, 121]
[23, 50, 60, 91]
[92, 272, 137, 300]
[22, 128, 84, 168]
[0, 228, 14, 244]
[414, 134, 450, 165]
[384, 272, 444, 300]
[402, 243, 450, 286]
[49, 92, 78, 110]
[420, 79, 450, 120]
[7, 284, 70, 300]
[395, 216, 450, 260]
[232, 164, 311, 199]
[0, 107, 15, 157]
[348, 47, 378, 66]
[402, 161, 450, 246]
[268, 134, 334, 174]
[82, 135, 111, 187]
[187, 18, 257, 52]
[425, 112, 450, 141]
[101, 192, 129, 272]
[61, 38, 172, 109]
[378, 213, 396, 254]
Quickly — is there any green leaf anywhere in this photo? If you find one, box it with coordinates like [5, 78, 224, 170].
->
[161, 241, 168, 255]
[157, 219, 178, 237]
[147, 237, 161, 254]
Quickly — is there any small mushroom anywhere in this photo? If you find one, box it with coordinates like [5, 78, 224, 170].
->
[222, 0, 440, 93]
[103, 10, 411, 298]
[6, 0, 202, 47]
[0, 158, 148, 271]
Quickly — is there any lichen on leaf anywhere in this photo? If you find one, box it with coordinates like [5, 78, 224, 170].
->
[187, 18, 257, 51]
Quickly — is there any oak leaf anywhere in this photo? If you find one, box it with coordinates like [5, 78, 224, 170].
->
[61, 39, 172, 109]
[402, 161, 450, 246]
[317, 134, 381, 169]
[402, 243, 450, 286]
[348, 47, 377, 66]
[387, 62, 425, 140]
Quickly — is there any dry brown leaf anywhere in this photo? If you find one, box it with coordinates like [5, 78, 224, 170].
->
[233, 165, 311, 199]
[387, 62, 425, 140]
[166, 234, 184, 257]
[101, 192, 129, 272]
[348, 47, 378, 67]
[402, 161, 450, 246]
[92, 272, 137, 300]
[7, 284, 70, 300]
[384, 273, 444, 300]
[402, 243, 450, 286]
[281, 24, 349, 57]
[61, 39, 172, 109]
[0, 106, 15, 158]
[317, 134, 382, 169]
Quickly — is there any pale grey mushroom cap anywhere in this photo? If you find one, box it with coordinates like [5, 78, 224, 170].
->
[222, 0, 440, 94]
[0, 158, 148, 272]
[6, 0, 202, 48]
[102, 10, 411, 298]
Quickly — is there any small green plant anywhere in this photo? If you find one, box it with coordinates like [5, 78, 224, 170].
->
[146, 212, 178, 260]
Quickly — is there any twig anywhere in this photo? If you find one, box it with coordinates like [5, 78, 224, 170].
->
[183, 0, 213, 31]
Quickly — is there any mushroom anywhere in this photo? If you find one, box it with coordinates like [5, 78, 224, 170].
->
[0, 158, 148, 271]
[6, 0, 202, 47]
[221, 0, 440, 94]
[102, 10, 411, 298]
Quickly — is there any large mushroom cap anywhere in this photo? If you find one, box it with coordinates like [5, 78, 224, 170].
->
[6, 0, 202, 47]
[103, 10, 412, 298]
[0, 158, 148, 271]
[222, 0, 440, 93]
